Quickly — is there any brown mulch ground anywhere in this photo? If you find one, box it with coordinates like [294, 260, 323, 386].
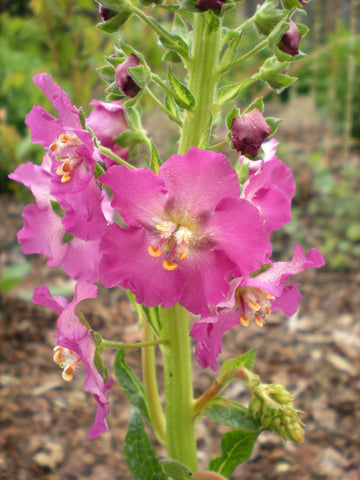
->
[1, 96, 359, 479]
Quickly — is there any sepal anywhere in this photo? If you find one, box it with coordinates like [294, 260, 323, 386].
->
[253, 56, 297, 92]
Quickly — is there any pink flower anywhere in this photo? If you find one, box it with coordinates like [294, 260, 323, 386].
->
[86, 100, 129, 167]
[191, 244, 325, 370]
[32, 282, 113, 438]
[98, 147, 272, 315]
[241, 138, 296, 232]
[231, 108, 271, 157]
[115, 55, 141, 98]
[9, 162, 110, 282]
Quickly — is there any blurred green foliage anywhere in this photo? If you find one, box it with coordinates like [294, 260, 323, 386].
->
[0, 0, 114, 192]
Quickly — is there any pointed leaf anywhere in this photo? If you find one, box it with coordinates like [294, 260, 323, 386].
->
[222, 348, 257, 373]
[124, 407, 167, 480]
[216, 78, 255, 106]
[97, 10, 132, 32]
[244, 97, 264, 114]
[203, 398, 259, 431]
[160, 458, 192, 479]
[114, 350, 150, 421]
[219, 31, 243, 72]
[96, 65, 115, 83]
[168, 69, 195, 110]
[209, 429, 257, 477]
[265, 116, 282, 136]
[128, 65, 151, 88]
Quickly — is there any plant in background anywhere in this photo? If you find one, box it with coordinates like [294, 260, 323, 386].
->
[9, 0, 325, 478]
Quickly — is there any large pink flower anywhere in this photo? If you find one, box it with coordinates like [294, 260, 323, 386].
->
[98, 147, 272, 315]
[32, 282, 113, 438]
[241, 138, 296, 233]
[191, 244, 325, 370]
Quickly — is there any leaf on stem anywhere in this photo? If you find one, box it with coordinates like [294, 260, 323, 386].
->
[208, 429, 258, 477]
[216, 78, 255, 106]
[203, 398, 259, 431]
[160, 458, 192, 479]
[124, 407, 167, 480]
[168, 69, 195, 110]
[114, 350, 150, 421]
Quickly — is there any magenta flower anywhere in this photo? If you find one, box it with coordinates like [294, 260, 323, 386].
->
[98, 147, 272, 315]
[195, 0, 226, 11]
[115, 55, 141, 98]
[231, 108, 272, 157]
[191, 244, 325, 370]
[32, 282, 113, 438]
[86, 99, 129, 167]
[241, 139, 296, 233]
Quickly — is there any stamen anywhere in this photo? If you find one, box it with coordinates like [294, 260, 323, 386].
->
[148, 245, 163, 257]
[49, 142, 59, 152]
[163, 259, 178, 271]
[254, 315, 264, 328]
[240, 316, 250, 327]
[179, 251, 187, 261]
[63, 365, 75, 382]
[61, 173, 72, 183]
[248, 300, 260, 311]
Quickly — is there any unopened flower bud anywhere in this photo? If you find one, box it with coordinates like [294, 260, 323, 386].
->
[99, 5, 116, 21]
[195, 0, 226, 11]
[267, 383, 293, 404]
[231, 108, 271, 157]
[278, 20, 301, 56]
[115, 54, 141, 98]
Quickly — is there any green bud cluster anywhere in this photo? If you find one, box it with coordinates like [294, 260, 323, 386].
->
[248, 383, 304, 444]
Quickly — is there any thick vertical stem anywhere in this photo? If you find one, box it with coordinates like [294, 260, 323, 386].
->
[179, 13, 221, 153]
[160, 304, 198, 472]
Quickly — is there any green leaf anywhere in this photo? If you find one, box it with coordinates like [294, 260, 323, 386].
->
[96, 64, 115, 83]
[222, 348, 257, 373]
[168, 69, 195, 110]
[280, 0, 306, 9]
[97, 10, 132, 33]
[203, 398, 259, 431]
[254, 56, 296, 93]
[219, 31, 243, 72]
[97, 0, 131, 12]
[244, 97, 264, 114]
[209, 429, 258, 477]
[160, 458, 192, 479]
[124, 407, 167, 480]
[216, 78, 255, 106]
[162, 50, 182, 63]
[114, 350, 150, 421]
[149, 16, 190, 57]
[128, 65, 151, 88]
[151, 142, 162, 172]
[226, 106, 240, 130]
[116, 130, 145, 147]
[265, 116, 282, 136]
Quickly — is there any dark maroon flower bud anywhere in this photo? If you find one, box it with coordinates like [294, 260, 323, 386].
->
[278, 20, 301, 56]
[195, 0, 226, 11]
[98, 6, 116, 21]
[115, 55, 141, 98]
[231, 108, 271, 157]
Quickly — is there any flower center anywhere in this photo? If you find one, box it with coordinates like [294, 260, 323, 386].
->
[147, 219, 195, 271]
[236, 286, 275, 327]
[49, 132, 83, 183]
[53, 346, 81, 381]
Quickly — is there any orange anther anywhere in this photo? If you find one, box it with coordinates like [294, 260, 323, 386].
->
[148, 245, 162, 257]
[162, 259, 178, 271]
[248, 300, 260, 311]
[240, 316, 249, 327]
[62, 366, 75, 382]
[61, 173, 72, 183]
[49, 142, 58, 152]
[59, 133, 68, 143]
[179, 251, 187, 261]
[254, 315, 264, 328]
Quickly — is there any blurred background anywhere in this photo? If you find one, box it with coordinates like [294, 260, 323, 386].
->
[0, 1, 359, 479]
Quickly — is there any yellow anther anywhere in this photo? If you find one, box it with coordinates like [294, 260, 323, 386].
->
[156, 224, 171, 233]
[49, 142, 59, 152]
[264, 306, 271, 314]
[266, 293, 275, 299]
[148, 245, 163, 257]
[62, 366, 75, 382]
[162, 259, 178, 271]
[248, 300, 260, 311]
[53, 349, 64, 365]
[61, 173, 72, 183]
[59, 133, 69, 143]
[179, 251, 187, 261]
[240, 316, 250, 327]
[254, 315, 264, 328]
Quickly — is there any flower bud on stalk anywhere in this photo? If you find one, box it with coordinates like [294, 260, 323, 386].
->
[278, 20, 302, 56]
[115, 54, 141, 98]
[99, 5, 116, 21]
[231, 108, 271, 157]
[248, 382, 304, 444]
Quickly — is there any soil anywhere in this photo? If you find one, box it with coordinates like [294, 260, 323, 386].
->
[0, 96, 359, 480]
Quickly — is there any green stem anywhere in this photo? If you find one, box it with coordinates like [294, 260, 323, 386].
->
[141, 320, 166, 445]
[145, 86, 183, 126]
[102, 338, 168, 350]
[97, 144, 137, 169]
[220, 38, 268, 75]
[178, 13, 221, 153]
[160, 304, 198, 472]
